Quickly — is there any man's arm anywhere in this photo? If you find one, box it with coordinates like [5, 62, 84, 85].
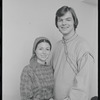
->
[68, 52, 95, 100]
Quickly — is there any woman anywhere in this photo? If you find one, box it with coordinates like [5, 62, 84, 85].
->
[20, 37, 54, 100]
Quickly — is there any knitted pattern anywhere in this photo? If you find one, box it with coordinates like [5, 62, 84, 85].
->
[20, 63, 54, 100]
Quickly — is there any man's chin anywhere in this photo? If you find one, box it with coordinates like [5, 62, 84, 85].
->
[62, 32, 69, 36]
[60, 30, 68, 34]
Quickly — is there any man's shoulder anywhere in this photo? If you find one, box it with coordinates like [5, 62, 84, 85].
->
[55, 40, 63, 46]
[75, 35, 94, 55]
[56, 39, 62, 43]
[53, 40, 63, 50]
[76, 35, 90, 48]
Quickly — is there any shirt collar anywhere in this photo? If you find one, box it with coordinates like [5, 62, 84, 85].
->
[62, 33, 78, 44]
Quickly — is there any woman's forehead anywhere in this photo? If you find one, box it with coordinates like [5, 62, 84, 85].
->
[36, 42, 50, 47]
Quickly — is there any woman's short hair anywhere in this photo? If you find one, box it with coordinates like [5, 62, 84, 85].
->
[55, 6, 78, 30]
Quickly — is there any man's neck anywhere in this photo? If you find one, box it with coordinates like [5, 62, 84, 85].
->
[63, 30, 76, 40]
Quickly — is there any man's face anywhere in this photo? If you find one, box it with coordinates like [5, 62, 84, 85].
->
[57, 11, 74, 36]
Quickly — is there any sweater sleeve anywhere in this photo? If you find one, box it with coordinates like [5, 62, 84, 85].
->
[20, 66, 39, 100]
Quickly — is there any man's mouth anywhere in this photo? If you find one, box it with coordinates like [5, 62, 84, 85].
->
[61, 27, 69, 30]
[61, 25, 69, 29]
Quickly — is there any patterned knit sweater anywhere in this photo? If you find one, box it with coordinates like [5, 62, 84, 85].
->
[20, 62, 54, 100]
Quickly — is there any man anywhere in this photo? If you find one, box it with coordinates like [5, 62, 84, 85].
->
[51, 6, 97, 100]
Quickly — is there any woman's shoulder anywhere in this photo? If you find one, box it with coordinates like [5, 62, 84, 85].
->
[21, 64, 33, 75]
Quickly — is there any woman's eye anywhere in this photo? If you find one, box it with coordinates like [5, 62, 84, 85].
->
[46, 47, 50, 50]
[39, 48, 43, 50]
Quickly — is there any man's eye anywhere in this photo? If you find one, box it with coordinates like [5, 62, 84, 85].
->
[67, 19, 71, 21]
[58, 19, 62, 22]
[46, 48, 50, 51]
[66, 18, 72, 21]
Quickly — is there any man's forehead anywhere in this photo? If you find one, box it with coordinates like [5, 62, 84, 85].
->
[58, 11, 73, 19]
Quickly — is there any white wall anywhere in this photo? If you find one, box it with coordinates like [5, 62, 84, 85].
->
[3, 0, 98, 100]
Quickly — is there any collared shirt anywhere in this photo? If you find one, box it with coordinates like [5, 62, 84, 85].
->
[51, 33, 97, 100]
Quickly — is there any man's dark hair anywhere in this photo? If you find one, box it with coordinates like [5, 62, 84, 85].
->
[55, 6, 78, 30]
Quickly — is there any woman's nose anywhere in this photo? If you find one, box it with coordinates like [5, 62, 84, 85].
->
[42, 50, 46, 54]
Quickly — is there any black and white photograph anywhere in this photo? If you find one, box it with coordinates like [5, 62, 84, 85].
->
[3, 0, 98, 100]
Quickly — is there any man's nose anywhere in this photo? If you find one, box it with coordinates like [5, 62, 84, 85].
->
[62, 20, 66, 25]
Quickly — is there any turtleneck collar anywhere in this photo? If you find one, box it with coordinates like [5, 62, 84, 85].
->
[62, 33, 78, 44]
[30, 57, 49, 69]
[37, 60, 47, 66]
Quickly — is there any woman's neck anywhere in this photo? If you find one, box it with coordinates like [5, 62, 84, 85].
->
[37, 59, 46, 65]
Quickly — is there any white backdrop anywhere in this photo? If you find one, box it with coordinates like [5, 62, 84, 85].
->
[3, 0, 98, 100]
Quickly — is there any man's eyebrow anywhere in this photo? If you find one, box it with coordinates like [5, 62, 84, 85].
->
[66, 17, 72, 19]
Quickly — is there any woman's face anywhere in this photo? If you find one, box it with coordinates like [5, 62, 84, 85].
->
[35, 42, 51, 64]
